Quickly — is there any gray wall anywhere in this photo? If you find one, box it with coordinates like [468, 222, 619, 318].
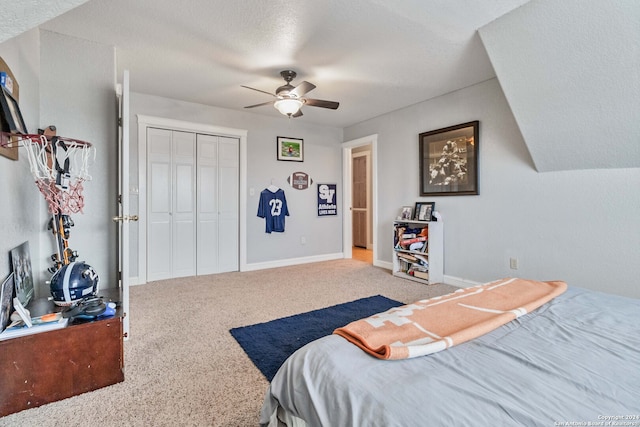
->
[0, 30, 44, 297]
[39, 30, 117, 290]
[129, 93, 344, 278]
[345, 78, 640, 299]
[2, 26, 638, 301]
[0, 29, 117, 298]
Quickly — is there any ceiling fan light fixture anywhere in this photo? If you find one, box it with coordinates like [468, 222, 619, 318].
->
[274, 98, 303, 116]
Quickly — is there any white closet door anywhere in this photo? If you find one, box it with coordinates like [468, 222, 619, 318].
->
[196, 135, 239, 274]
[147, 128, 173, 281]
[147, 129, 196, 281]
[196, 134, 219, 275]
[217, 136, 239, 272]
[172, 131, 196, 278]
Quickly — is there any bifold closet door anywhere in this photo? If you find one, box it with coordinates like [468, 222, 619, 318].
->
[147, 128, 196, 281]
[196, 134, 239, 275]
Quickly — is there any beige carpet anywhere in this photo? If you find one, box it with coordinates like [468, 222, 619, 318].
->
[0, 259, 458, 427]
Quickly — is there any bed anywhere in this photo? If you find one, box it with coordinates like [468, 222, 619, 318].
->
[260, 284, 640, 427]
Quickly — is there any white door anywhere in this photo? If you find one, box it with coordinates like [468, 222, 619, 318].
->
[217, 136, 240, 272]
[147, 129, 196, 281]
[147, 128, 173, 281]
[196, 135, 239, 274]
[171, 131, 196, 278]
[115, 70, 131, 338]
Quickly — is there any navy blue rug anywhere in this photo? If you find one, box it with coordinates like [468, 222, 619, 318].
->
[230, 295, 402, 381]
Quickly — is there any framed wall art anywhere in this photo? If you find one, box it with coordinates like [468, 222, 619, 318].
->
[277, 136, 304, 162]
[419, 121, 479, 196]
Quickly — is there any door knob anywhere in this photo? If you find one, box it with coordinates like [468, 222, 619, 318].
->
[112, 215, 140, 223]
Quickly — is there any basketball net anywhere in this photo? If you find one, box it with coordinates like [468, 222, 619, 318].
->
[20, 134, 95, 215]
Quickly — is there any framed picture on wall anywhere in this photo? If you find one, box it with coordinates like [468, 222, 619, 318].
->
[419, 121, 479, 196]
[277, 136, 304, 162]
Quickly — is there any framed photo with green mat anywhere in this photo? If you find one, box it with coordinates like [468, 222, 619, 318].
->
[277, 136, 304, 162]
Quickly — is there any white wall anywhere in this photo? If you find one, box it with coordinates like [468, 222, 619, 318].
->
[0, 30, 44, 297]
[345, 78, 640, 299]
[129, 93, 344, 279]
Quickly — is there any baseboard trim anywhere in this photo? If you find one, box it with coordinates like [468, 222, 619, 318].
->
[375, 260, 393, 270]
[242, 252, 345, 272]
[131, 262, 484, 289]
[444, 275, 483, 288]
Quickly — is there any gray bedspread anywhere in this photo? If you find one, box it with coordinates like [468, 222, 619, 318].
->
[260, 286, 640, 426]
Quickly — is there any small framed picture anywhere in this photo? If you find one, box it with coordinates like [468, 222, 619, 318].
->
[417, 202, 435, 221]
[400, 206, 413, 220]
[277, 136, 304, 162]
[0, 273, 15, 333]
[10, 241, 34, 307]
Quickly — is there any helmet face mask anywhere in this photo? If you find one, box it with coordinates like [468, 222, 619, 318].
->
[50, 261, 99, 306]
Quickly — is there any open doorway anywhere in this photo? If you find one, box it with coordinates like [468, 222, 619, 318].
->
[342, 135, 378, 265]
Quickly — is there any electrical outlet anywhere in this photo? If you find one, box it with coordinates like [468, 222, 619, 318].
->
[510, 257, 519, 270]
[301, 236, 306, 245]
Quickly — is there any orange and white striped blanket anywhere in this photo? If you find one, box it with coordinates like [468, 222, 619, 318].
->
[333, 278, 567, 360]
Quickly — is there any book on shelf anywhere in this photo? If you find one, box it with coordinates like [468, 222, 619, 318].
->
[399, 236, 427, 246]
[396, 252, 418, 262]
[413, 254, 429, 265]
[0, 315, 68, 341]
[412, 270, 429, 280]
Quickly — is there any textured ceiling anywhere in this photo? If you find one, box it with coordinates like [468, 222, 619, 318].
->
[33, 0, 529, 127]
[0, 0, 90, 43]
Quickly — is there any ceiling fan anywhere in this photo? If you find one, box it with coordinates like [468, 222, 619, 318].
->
[242, 70, 339, 118]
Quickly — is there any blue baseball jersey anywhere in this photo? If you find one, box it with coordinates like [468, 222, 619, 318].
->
[257, 188, 290, 233]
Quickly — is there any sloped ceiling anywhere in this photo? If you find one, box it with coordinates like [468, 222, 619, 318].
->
[479, 0, 640, 172]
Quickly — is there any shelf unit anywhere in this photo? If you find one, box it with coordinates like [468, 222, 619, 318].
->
[392, 219, 443, 285]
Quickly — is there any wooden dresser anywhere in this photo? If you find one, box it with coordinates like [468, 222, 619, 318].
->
[0, 289, 124, 417]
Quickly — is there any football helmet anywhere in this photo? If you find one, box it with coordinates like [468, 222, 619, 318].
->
[50, 261, 100, 306]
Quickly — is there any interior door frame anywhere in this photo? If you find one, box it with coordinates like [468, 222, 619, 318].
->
[352, 150, 372, 249]
[116, 70, 130, 338]
[342, 134, 378, 263]
[137, 115, 248, 284]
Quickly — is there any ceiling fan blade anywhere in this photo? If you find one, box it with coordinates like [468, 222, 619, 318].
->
[304, 98, 340, 110]
[241, 85, 276, 97]
[290, 81, 316, 98]
[292, 109, 303, 118]
[244, 100, 275, 109]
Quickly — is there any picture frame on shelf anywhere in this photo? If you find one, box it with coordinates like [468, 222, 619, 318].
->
[417, 202, 435, 221]
[413, 202, 424, 220]
[0, 56, 22, 161]
[399, 206, 413, 220]
[277, 136, 304, 162]
[0, 273, 14, 333]
[419, 121, 479, 196]
[10, 241, 34, 307]
[0, 85, 27, 135]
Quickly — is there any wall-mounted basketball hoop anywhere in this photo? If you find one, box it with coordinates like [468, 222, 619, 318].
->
[1, 131, 96, 272]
